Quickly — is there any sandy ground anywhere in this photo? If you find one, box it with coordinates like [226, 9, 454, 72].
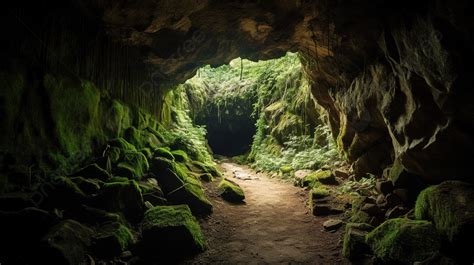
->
[183, 162, 350, 265]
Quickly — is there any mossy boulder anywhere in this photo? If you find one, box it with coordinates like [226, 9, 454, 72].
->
[115, 151, 149, 180]
[302, 170, 337, 187]
[171, 149, 189, 162]
[150, 158, 212, 215]
[342, 223, 373, 260]
[139, 178, 167, 206]
[187, 160, 221, 177]
[366, 218, 441, 264]
[415, 181, 474, 261]
[124, 126, 160, 150]
[279, 165, 294, 176]
[140, 205, 206, 256]
[218, 178, 245, 203]
[70, 176, 102, 195]
[108, 138, 137, 152]
[40, 177, 88, 209]
[310, 186, 330, 199]
[40, 220, 93, 265]
[72, 163, 111, 181]
[91, 222, 135, 258]
[154, 147, 175, 160]
[98, 179, 144, 222]
[63, 204, 124, 226]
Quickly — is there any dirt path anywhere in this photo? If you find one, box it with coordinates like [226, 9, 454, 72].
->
[184, 162, 349, 265]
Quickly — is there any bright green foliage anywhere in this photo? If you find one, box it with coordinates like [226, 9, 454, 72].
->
[218, 179, 245, 203]
[366, 218, 441, 264]
[141, 205, 206, 252]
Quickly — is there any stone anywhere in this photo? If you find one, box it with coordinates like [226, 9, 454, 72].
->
[98, 179, 144, 222]
[302, 170, 338, 187]
[310, 186, 330, 199]
[218, 178, 245, 203]
[150, 157, 213, 215]
[91, 222, 135, 258]
[139, 205, 206, 256]
[415, 181, 474, 262]
[72, 163, 111, 181]
[40, 220, 93, 265]
[375, 179, 393, 195]
[70, 176, 102, 195]
[366, 218, 441, 264]
[40, 176, 88, 210]
[333, 169, 349, 179]
[342, 223, 372, 260]
[64, 204, 123, 226]
[323, 219, 343, 231]
[115, 150, 149, 180]
[361, 203, 381, 216]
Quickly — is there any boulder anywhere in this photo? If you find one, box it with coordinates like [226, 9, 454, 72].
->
[218, 178, 245, 203]
[40, 176, 88, 209]
[140, 205, 206, 256]
[366, 218, 441, 264]
[302, 170, 338, 186]
[115, 150, 149, 180]
[70, 176, 102, 195]
[98, 179, 144, 222]
[64, 204, 124, 226]
[310, 186, 330, 199]
[323, 219, 343, 231]
[342, 222, 373, 260]
[150, 157, 213, 215]
[40, 220, 93, 265]
[415, 181, 474, 262]
[91, 222, 135, 258]
[72, 163, 111, 181]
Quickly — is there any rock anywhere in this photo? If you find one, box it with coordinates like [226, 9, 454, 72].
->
[72, 163, 111, 181]
[115, 150, 149, 180]
[415, 181, 474, 262]
[310, 186, 330, 199]
[375, 180, 393, 195]
[294, 169, 312, 180]
[311, 203, 344, 216]
[91, 222, 135, 258]
[70, 176, 102, 195]
[361, 203, 381, 216]
[302, 170, 338, 187]
[366, 218, 441, 264]
[323, 219, 343, 231]
[333, 169, 349, 179]
[41, 176, 88, 209]
[40, 220, 93, 265]
[98, 179, 144, 222]
[150, 157, 213, 215]
[375, 194, 386, 206]
[218, 178, 245, 203]
[139, 205, 206, 256]
[385, 206, 409, 219]
[64, 204, 124, 226]
[187, 160, 221, 177]
[342, 223, 372, 260]
[139, 178, 166, 206]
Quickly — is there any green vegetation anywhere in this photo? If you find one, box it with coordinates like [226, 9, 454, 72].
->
[218, 179, 245, 203]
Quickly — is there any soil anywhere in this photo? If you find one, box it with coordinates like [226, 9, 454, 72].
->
[183, 161, 350, 264]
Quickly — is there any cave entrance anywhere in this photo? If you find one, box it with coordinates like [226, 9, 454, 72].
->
[180, 52, 332, 164]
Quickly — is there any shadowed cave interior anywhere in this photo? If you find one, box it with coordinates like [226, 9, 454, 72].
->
[1, 1, 474, 264]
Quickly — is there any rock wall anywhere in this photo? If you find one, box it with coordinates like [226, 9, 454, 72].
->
[3, 0, 474, 187]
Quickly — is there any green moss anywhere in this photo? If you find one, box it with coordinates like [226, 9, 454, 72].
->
[140, 148, 153, 159]
[302, 170, 335, 187]
[342, 223, 371, 260]
[188, 160, 221, 177]
[104, 147, 121, 163]
[154, 147, 175, 160]
[218, 179, 245, 203]
[107, 176, 130, 183]
[366, 218, 441, 263]
[115, 151, 149, 180]
[140, 205, 206, 252]
[415, 181, 474, 246]
[101, 180, 144, 222]
[109, 138, 137, 152]
[279, 165, 294, 174]
[310, 186, 330, 199]
[93, 222, 135, 257]
[171, 150, 189, 162]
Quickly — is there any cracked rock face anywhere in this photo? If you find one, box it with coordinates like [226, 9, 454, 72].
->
[4, 0, 474, 185]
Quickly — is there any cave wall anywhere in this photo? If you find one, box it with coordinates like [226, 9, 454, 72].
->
[2, 0, 474, 187]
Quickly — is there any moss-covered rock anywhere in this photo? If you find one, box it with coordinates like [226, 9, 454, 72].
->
[218, 178, 245, 203]
[72, 163, 111, 181]
[115, 150, 149, 180]
[98, 179, 144, 222]
[140, 205, 206, 256]
[91, 222, 135, 258]
[342, 223, 373, 260]
[40, 219, 93, 265]
[154, 147, 175, 160]
[171, 149, 190, 162]
[108, 138, 137, 152]
[187, 160, 221, 177]
[301, 170, 337, 187]
[366, 218, 441, 264]
[139, 178, 167, 206]
[415, 181, 474, 261]
[40, 176, 88, 209]
[310, 186, 330, 199]
[63, 204, 124, 226]
[150, 158, 212, 215]
[70, 176, 102, 195]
